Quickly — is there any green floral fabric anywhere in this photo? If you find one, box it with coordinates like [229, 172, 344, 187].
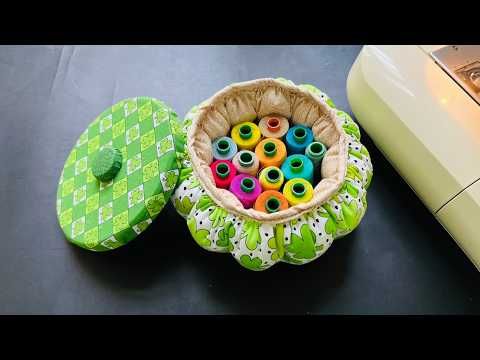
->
[57, 97, 185, 251]
[171, 79, 373, 271]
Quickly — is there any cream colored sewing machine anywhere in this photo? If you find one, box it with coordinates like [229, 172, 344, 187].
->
[347, 45, 480, 270]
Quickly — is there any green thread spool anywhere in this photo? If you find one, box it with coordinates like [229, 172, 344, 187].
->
[305, 141, 326, 182]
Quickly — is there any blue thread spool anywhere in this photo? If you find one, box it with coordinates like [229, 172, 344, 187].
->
[212, 136, 238, 161]
[281, 154, 314, 184]
[285, 125, 314, 154]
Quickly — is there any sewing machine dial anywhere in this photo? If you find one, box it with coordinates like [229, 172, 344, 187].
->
[431, 46, 480, 105]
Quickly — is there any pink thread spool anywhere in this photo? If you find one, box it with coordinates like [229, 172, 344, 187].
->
[210, 160, 237, 189]
[229, 174, 262, 209]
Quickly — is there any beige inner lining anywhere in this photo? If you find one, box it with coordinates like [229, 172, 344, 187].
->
[186, 78, 347, 224]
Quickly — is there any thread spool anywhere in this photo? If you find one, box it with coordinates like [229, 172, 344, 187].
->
[258, 166, 284, 192]
[283, 178, 314, 206]
[210, 160, 237, 189]
[231, 122, 262, 151]
[229, 174, 262, 209]
[212, 136, 238, 161]
[258, 116, 289, 139]
[281, 154, 314, 184]
[232, 150, 259, 176]
[255, 138, 287, 168]
[254, 190, 289, 213]
[305, 141, 326, 182]
[285, 125, 314, 154]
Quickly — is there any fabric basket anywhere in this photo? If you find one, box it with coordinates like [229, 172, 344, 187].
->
[171, 78, 373, 271]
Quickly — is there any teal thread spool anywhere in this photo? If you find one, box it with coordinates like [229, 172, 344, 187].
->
[285, 125, 314, 154]
[305, 141, 326, 181]
[280, 154, 314, 184]
[212, 136, 238, 161]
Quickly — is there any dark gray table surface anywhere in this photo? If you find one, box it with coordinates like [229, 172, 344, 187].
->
[1, 45, 479, 315]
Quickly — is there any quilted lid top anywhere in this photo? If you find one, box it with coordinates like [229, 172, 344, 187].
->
[56, 97, 183, 251]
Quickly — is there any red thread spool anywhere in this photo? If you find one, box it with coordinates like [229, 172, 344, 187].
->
[267, 117, 280, 132]
[210, 160, 237, 189]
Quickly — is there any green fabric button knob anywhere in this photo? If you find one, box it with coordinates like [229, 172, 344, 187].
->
[92, 146, 123, 182]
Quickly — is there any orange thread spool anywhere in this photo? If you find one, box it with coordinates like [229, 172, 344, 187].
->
[255, 138, 287, 168]
[253, 190, 289, 213]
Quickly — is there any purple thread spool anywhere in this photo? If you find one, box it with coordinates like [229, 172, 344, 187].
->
[229, 174, 262, 209]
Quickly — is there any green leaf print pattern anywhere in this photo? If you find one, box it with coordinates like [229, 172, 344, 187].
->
[240, 254, 265, 271]
[130, 187, 143, 205]
[145, 194, 166, 216]
[318, 208, 337, 236]
[217, 221, 235, 248]
[187, 215, 210, 248]
[338, 111, 361, 140]
[187, 177, 201, 189]
[323, 203, 349, 234]
[341, 181, 360, 198]
[159, 137, 173, 154]
[196, 195, 215, 212]
[346, 164, 363, 183]
[285, 223, 321, 260]
[165, 171, 178, 189]
[268, 224, 286, 261]
[340, 200, 362, 231]
[209, 207, 227, 228]
[241, 220, 261, 251]
[174, 196, 194, 216]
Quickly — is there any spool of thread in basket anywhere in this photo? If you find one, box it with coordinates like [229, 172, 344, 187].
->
[281, 154, 314, 184]
[254, 190, 289, 213]
[258, 166, 284, 192]
[210, 160, 237, 189]
[258, 115, 289, 139]
[229, 174, 262, 209]
[231, 122, 261, 151]
[283, 178, 314, 206]
[232, 150, 259, 176]
[305, 141, 326, 181]
[212, 136, 238, 161]
[255, 138, 287, 168]
[285, 125, 314, 154]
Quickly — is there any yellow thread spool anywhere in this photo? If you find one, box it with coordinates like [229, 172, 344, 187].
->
[255, 138, 287, 168]
[283, 178, 314, 206]
[258, 166, 284, 192]
[231, 122, 261, 151]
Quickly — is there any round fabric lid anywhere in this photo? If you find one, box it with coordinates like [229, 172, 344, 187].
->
[56, 97, 184, 251]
